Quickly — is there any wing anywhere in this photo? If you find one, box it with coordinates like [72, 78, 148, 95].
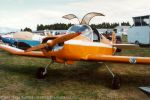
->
[0, 44, 47, 58]
[112, 44, 139, 49]
[84, 54, 150, 64]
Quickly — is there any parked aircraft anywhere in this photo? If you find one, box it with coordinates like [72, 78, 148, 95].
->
[0, 32, 45, 50]
[0, 12, 150, 90]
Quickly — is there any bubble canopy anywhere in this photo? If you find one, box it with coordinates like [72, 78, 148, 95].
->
[66, 24, 93, 41]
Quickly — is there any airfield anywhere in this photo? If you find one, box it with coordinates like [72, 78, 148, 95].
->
[0, 36, 150, 100]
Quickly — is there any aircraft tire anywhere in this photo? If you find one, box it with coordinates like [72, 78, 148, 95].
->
[36, 67, 47, 79]
[112, 75, 121, 89]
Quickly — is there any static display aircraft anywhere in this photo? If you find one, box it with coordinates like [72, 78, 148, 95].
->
[0, 12, 150, 90]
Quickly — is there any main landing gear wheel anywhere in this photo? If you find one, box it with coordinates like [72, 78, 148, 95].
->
[36, 61, 54, 79]
[112, 75, 121, 89]
[104, 63, 121, 89]
[36, 67, 47, 79]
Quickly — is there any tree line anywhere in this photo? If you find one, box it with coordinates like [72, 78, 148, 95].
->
[37, 22, 130, 31]
[37, 23, 73, 31]
[21, 22, 131, 32]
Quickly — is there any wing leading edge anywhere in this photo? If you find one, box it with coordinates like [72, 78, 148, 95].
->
[0, 44, 46, 58]
[85, 54, 150, 64]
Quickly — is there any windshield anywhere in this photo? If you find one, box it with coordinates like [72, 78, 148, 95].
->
[66, 24, 93, 40]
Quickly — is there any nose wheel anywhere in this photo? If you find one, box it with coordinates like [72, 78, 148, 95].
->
[104, 63, 121, 89]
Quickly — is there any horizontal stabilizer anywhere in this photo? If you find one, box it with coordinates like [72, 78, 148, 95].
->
[113, 44, 139, 49]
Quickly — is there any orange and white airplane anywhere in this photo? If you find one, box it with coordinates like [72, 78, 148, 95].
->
[0, 12, 150, 89]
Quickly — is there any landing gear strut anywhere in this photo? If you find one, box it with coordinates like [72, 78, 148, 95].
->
[104, 63, 121, 89]
[36, 61, 54, 79]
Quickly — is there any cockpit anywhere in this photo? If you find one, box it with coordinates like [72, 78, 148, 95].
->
[42, 24, 101, 52]
[66, 24, 101, 42]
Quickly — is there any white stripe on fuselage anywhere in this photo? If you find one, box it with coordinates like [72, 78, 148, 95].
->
[65, 40, 112, 48]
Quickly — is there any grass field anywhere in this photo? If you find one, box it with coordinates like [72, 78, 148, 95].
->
[0, 37, 150, 100]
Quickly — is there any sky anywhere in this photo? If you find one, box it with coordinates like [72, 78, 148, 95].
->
[0, 0, 150, 30]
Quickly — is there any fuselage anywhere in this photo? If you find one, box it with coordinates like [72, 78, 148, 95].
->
[59, 40, 114, 60]
[42, 36, 115, 63]
[41, 24, 115, 63]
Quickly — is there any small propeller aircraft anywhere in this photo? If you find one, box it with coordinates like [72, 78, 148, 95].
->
[0, 12, 150, 89]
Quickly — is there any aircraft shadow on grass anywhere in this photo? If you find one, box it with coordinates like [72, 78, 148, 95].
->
[0, 62, 150, 90]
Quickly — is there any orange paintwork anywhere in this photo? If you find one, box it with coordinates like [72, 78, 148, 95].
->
[57, 44, 114, 60]
[1, 32, 150, 64]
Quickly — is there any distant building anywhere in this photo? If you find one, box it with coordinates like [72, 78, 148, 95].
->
[114, 26, 130, 36]
[32, 30, 67, 36]
[50, 30, 67, 35]
[128, 15, 150, 45]
[97, 29, 113, 34]
[32, 30, 45, 36]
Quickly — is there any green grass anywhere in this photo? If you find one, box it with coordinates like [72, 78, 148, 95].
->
[122, 35, 128, 43]
[0, 38, 150, 99]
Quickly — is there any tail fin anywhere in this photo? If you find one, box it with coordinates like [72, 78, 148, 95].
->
[100, 31, 116, 44]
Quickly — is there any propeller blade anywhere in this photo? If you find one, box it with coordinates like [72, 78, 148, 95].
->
[25, 43, 47, 52]
[49, 32, 81, 47]
[25, 32, 81, 52]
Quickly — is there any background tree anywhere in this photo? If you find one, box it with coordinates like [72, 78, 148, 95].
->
[36, 23, 73, 31]
[121, 22, 131, 26]
[23, 27, 32, 32]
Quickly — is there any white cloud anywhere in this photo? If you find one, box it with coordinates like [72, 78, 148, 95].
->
[67, 0, 150, 24]
[5, 0, 24, 4]
[0, 0, 150, 30]
[0, 9, 66, 30]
